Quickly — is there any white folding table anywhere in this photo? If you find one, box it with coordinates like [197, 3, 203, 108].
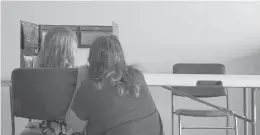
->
[144, 73, 259, 135]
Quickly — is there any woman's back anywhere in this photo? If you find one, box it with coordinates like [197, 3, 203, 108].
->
[72, 68, 162, 135]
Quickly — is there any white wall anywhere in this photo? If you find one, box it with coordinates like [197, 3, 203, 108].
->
[1, 1, 260, 135]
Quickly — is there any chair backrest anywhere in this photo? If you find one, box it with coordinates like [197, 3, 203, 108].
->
[172, 63, 227, 98]
[11, 68, 78, 120]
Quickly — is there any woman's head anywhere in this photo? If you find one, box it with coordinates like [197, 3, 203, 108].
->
[38, 26, 78, 68]
[88, 35, 140, 98]
[88, 35, 125, 79]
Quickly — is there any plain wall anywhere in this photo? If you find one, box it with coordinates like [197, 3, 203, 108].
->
[1, 1, 260, 135]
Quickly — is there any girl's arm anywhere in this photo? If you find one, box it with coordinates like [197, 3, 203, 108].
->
[65, 109, 87, 132]
[65, 66, 89, 132]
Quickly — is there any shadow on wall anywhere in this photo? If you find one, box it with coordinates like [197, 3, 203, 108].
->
[226, 48, 260, 135]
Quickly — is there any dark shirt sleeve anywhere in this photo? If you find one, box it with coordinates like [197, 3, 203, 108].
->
[71, 81, 92, 121]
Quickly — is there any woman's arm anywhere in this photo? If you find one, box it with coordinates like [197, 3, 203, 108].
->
[65, 109, 87, 132]
[65, 66, 89, 132]
[65, 84, 89, 132]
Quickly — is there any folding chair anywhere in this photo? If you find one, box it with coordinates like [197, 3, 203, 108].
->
[171, 63, 238, 135]
[11, 68, 86, 135]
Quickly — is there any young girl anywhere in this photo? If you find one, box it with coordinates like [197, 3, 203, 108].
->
[66, 35, 164, 135]
[20, 26, 82, 135]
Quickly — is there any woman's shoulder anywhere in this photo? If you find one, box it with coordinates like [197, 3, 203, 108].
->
[127, 65, 142, 75]
[76, 65, 89, 88]
[77, 65, 88, 74]
[34, 56, 41, 68]
[127, 65, 146, 84]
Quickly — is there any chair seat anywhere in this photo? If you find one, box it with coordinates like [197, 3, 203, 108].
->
[174, 109, 229, 117]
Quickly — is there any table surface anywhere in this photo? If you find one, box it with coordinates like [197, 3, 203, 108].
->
[2, 73, 260, 88]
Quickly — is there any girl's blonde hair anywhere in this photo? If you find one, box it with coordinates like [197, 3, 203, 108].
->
[88, 35, 141, 98]
[38, 26, 78, 68]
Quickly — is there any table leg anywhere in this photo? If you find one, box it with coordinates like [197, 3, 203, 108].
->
[171, 92, 174, 135]
[251, 88, 256, 135]
[243, 88, 248, 135]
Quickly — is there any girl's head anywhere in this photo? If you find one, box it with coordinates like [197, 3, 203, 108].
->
[38, 26, 78, 68]
[88, 35, 140, 98]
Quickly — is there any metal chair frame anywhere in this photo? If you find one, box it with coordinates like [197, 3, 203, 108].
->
[171, 63, 237, 135]
[170, 87, 238, 135]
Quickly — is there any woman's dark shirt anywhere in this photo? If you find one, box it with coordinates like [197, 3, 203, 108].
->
[71, 69, 162, 135]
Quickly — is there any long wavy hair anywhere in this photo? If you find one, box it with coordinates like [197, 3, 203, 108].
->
[37, 26, 78, 68]
[88, 35, 141, 98]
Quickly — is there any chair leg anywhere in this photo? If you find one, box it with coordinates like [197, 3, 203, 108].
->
[171, 93, 174, 135]
[178, 115, 182, 135]
[226, 116, 229, 135]
[234, 116, 238, 135]
[9, 86, 15, 135]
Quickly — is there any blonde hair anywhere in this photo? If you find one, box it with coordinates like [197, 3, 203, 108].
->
[88, 35, 141, 98]
[38, 26, 78, 68]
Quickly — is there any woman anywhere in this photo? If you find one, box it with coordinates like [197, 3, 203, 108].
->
[36, 26, 77, 68]
[21, 26, 83, 135]
[66, 35, 164, 135]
